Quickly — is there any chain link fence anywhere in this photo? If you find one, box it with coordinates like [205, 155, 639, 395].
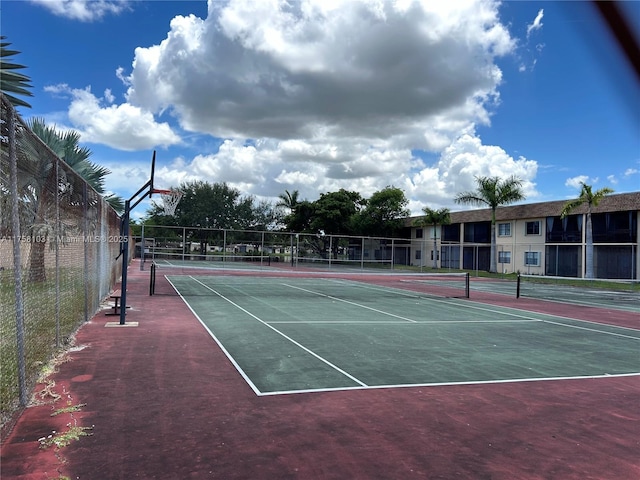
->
[1, 93, 127, 435]
[136, 224, 414, 271]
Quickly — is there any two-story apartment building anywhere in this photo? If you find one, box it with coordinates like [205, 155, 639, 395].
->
[408, 191, 640, 279]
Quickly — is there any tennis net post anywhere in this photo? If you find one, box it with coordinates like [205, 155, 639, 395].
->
[465, 272, 470, 299]
[150, 262, 156, 296]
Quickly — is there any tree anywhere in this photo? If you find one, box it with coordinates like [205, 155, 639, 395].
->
[0, 37, 33, 108]
[560, 182, 614, 279]
[253, 198, 282, 231]
[311, 189, 365, 236]
[0, 37, 32, 250]
[7, 118, 124, 282]
[276, 189, 300, 231]
[455, 176, 525, 273]
[354, 186, 410, 237]
[305, 189, 363, 259]
[15, 119, 124, 281]
[284, 199, 315, 233]
[28, 118, 124, 213]
[414, 207, 451, 269]
[146, 180, 277, 230]
[276, 189, 300, 212]
[144, 180, 278, 255]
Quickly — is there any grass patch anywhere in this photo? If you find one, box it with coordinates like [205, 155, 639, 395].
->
[39, 424, 93, 449]
[1, 267, 89, 430]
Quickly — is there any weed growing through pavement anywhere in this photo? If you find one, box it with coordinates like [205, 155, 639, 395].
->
[51, 402, 87, 416]
[39, 422, 93, 449]
[29, 338, 93, 479]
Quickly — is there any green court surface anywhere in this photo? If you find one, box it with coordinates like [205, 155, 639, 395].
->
[167, 275, 640, 396]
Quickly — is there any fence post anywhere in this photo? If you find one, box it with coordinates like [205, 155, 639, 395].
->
[83, 182, 89, 322]
[7, 99, 28, 406]
[140, 223, 145, 270]
[55, 160, 60, 346]
[119, 201, 132, 325]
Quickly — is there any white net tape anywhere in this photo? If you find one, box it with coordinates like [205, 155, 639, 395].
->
[160, 190, 182, 216]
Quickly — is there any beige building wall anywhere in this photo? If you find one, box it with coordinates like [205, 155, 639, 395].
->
[495, 218, 546, 275]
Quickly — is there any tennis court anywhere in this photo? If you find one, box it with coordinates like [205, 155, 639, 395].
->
[4, 259, 639, 479]
[155, 264, 640, 396]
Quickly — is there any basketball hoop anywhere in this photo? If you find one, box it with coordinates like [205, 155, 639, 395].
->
[152, 189, 182, 216]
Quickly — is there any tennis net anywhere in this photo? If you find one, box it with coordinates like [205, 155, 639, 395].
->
[516, 274, 639, 309]
[149, 260, 470, 299]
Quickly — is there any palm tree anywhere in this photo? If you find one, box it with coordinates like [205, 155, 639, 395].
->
[0, 36, 33, 108]
[16, 119, 124, 281]
[28, 118, 124, 212]
[414, 207, 450, 269]
[0, 37, 32, 241]
[277, 189, 300, 231]
[276, 189, 300, 212]
[455, 176, 525, 273]
[560, 182, 614, 279]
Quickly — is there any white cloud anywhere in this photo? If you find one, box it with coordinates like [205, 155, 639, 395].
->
[45, 84, 181, 151]
[406, 133, 538, 211]
[29, 0, 128, 22]
[116, 67, 129, 86]
[565, 175, 591, 189]
[102, 162, 151, 196]
[143, 131, 538, 215]
[607, 174, 618, 185]
[45, 0, 545, 215]
[624, 168, 638, 177]
[527, 9, 544, 38]
[125, 0, 514, 149]
[104, 89, 115, 104]
[517, 9, 545, 73]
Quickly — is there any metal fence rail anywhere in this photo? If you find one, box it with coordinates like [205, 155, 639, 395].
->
[0, 93, 127, 434]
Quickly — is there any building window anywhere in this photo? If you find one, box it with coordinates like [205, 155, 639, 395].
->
[526, 221, 541, 235]
[415, 250, 421, 260]
[498, 251, 511, 264]
[498, 223, 511, 237]
[524, 251, 540, 266]
[416, 228, 423, 239]
[442, 223, 460, 242]
[464, 222, 491, 243]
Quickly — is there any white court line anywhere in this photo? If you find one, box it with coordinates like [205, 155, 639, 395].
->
[188, 276, 368, 388]
[323, 280, 550, 324]
[453, 279, 638, 313]
[450, 296, 640, 334]
[268, 319, 538, 324]
[446, 299, 640, 340]
[257, 372, 640, 396]
[520, 291, 640, 313]
[333, 279, 640, 338]
[534, 319, 640, 340]
[282, 283, 418, 323]
[165, 276, 262, 396]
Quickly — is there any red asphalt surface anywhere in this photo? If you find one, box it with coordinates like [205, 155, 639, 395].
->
[2, 260, 639, 479]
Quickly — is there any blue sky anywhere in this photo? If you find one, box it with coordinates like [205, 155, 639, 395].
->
[3, 0, 639, 219]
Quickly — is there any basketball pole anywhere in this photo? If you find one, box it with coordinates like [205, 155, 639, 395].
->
[117, 150, 156, 325]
